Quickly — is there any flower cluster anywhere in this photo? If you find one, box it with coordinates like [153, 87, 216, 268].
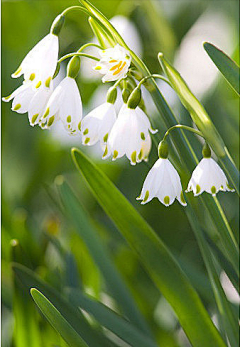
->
[3, 11, 234, 208]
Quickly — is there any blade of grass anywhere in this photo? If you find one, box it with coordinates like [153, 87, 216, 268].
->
[203, 42, 240, 95]
[12, 263, 113, 347]
[67, 289, 158, 347]
[56, 177, 152, 337]
[185, 208, 239, 347]
[11, 240, 42, 347]
[31, 288, 88, 347]
[71, 147, 226, 347]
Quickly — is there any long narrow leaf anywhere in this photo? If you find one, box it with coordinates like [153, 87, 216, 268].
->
[57, 179, 152, 337]
[68, 289, 158, 347]
[31, 288, 88, 347]
[12, 263, 112, 347]
[71, 147, 226, 347]
[203, 42, 240, 95]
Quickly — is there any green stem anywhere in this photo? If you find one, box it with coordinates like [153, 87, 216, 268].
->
[58, 52, 99, 64]
[133, 73, 172, 89]
[61, 5, 87, 17]
[77, 42, 103, 53]
[163, 125, 205, 141]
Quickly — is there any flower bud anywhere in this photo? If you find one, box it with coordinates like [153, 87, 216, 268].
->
[202, 143, 211, 158]
[158, 140, 168, 159]
[106, 87, 117, 104]
[67, 56, 81, 79]
[50, 14, 65, 36]
[127, 87, 141, 109]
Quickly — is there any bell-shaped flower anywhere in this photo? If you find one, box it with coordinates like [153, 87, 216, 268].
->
[107, 104, 157, 165]
[94, 44, 131, 82]
[186, 157, 234, 196]
[40, 76, 82, 134]
[2, 81, 37, 113]
[12, 33, 59, 88]
[81, 102, 117, 152]
[2, 80, 53, 126]
[137, 158, 187, 207]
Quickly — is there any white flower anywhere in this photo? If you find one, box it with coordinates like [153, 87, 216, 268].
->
[94, 44, 131, 82]
[107, 105, 157, 165]
[40, 76, 82, 134]
[2, 81, 37, 113]
[81, 102, 117, 153]
[28, 85, 53, 126]
[186, 157, 234, 196]
[137, 158, 187, 207]
[12, 33, 59, 88]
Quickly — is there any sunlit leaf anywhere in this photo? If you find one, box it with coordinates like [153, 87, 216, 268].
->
[71, 147, 226, 347]
[204, 42, 240, 95]
[31, 288, 88, 347]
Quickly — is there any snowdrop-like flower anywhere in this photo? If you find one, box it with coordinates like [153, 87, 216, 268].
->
[107, 104, 157, 165]
[186, 144, 234, 196]
[2, 81, 37, 113]
[40, 76, 82, 134]
[11, 15, 64, 87]
[94, 44, 131, 82]
[137, 141, 187, 206]
[2, 81, 53, 126]
[81, 102, 117, 150]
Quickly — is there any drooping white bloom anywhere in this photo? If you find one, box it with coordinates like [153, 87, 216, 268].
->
[12, 33, 59, 88]
[40, 76, 82, 134]
[107, 105, 157, 165]
[137, 158, 187, 207]
[2, 81, 37, 113]
[186, 158, 234, 196]
[2, 80, 53, 126]
[81, 102, 117, 153]
[94, 44, 131, 82]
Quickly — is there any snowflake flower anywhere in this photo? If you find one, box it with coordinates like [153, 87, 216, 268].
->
[94, 44, 131, 82]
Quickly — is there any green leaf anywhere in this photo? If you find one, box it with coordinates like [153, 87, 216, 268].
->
[68, 289, 158, 347]
[203, 42, 240, 95]
[31, 288, 88, 347]
[11, 240, 42, 347]
[71, 148, 226, 347]
[57, 178, 151, 337]
[12, 263, 112, 347]
[158, 53, 239, 194]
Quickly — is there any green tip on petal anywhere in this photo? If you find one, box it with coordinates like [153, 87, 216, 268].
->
[140, 132, 145, 140]
[78, 121, 81, 131]
[102, 146, 108, 158]
[43, 108, 50, 119]
[47, 116, 55, 127]
[211, 186, 217, 195]
[131, 151, 137, 164]
[113, 150, 118, 159]
[142, 190, 149, 203]
[84, 137, 90, 144]
[12, 66, 22, 77]
[164, 196, 170, 206]
[67, 115, 71, 123]
[180, 191, 187, 206]
[196, 184, 201, 195]
[2, 94, 12, 101]
[45, 77, 52, 88]
[138, 149, 143, 161]
[83, 128, 89, 135]
[13, 103, 21, 111]
[35, 81, 42, 89]
[31, 114, 39, 123]
[29, 73, 35, 81]
[103, 133, 108, 143]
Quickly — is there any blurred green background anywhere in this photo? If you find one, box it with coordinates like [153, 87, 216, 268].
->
[2, 0, 239, 346]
